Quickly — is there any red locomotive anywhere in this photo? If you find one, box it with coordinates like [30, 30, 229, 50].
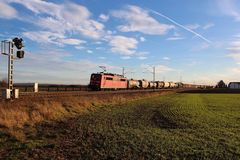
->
[89, 73, 128, 90]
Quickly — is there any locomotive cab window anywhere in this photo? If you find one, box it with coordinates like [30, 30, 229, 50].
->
[121, 79, 126, 81]
[106, 77, 113, 80]
[91, 74, 101, 81]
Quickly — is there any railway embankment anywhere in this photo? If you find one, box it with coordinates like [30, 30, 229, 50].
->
[0, 90, 174, 140]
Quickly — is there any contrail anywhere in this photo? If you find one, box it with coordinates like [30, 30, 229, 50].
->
[149, 9, 211, 43]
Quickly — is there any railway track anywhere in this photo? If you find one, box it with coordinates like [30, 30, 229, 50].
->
[0, 89, 179, 100]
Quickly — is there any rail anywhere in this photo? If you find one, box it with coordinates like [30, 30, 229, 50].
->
[0, 88, 179, 100]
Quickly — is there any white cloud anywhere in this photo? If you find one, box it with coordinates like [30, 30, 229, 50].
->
[185, 24, 200, 30]
[75, 46, 85, 50]
[155, 65, 174, 73]
[228, 53, 240, 62]
[87, 50, 93, 53]
[9, 0, 60, 16]
[36, 17, 66, 34]
[135, 51, 149, 59]
[22, 31, 64, 45]
[186, 60, 201, 67]
[186, 23, 215, 30]
[163, 57, 170, 60]
[136, 51, 149, 56]
[96, 47, 105, 50]
[141, 64, 174, 73]
[167, 36, 185, 41]
[59, 38, 86, 45]
[99, 14, 109, 22]
[22, 31, 86, 47]
[167, 32, 184, 41]
[106, 30, 113, 35]
[121, 56, 131, 59]
[109, 35, 138, 55]
[9, 1, 105, 40]
[137, 56, 147, 60]
[227, 38, 240, 63]
[203, 23, 215, 30]
[4, 1, 153, 58]
[228, 53, 240, 64]
[95, 41, 102, 44]
[225, 38, 240, 81]
[111, 5, 174, 35]
[0, 1, 17, 19]
[5, 49, 119, 84]
[190, 42, 210, 51]
[231, 67, 240, 73]
[98, 57, 106, 59]
[216, 0, 240, 21]
[140, 36, 146, 42]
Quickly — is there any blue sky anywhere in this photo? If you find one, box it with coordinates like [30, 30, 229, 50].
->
[0, 0, 240, 85]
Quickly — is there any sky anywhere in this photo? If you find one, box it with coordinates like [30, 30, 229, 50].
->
[0, 0, 240, 85]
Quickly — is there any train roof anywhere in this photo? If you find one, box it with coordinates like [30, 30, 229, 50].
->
[92, 72, 125, 77]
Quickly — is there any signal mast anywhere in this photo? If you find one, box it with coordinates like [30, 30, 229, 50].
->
[1, 37, 25, 99]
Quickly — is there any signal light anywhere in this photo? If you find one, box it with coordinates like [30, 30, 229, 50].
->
[12, 37, 23, 49]
[16, 50, 24, 58]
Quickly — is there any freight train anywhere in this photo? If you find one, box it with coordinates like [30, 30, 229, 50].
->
[89, 72, 210, 90]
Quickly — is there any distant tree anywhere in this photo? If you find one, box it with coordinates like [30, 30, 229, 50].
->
[0, 78, 7, 87]
[216, 80, 227, 88]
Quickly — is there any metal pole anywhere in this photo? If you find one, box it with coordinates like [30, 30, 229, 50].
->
[153, 66, 155, 82]
[8, 42, 14, 97]
[122, 67, 125, 77]
[0, 42, 2, 53]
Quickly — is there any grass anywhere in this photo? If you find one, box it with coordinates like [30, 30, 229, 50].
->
[0, 93, 240, 159]
[0, 92, 167, 134]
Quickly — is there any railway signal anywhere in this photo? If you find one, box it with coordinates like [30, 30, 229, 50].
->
[1, 37, 25, 99]
[12, 38, 24, 50]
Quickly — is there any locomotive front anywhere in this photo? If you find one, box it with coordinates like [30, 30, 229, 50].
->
[89, 73, 102, 90]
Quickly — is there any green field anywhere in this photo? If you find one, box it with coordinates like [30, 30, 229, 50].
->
[1, 93, 240, 159]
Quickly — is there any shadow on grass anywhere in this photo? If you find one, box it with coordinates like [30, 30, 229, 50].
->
[151, 111, 181, 129]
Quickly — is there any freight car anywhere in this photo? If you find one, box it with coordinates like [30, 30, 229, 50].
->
[89, 72, 210, 90]
[163, 82, 170, 88]
[169, 82, 176, 88]
[139, 79, 149, 88]
[128, 79, 140, 89]
[149, 81, 155, 88]
[156, 81, 165, 88]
